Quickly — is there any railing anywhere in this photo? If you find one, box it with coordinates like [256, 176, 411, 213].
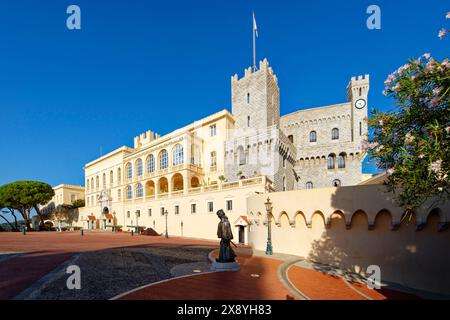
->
[121, 176, 272, 202]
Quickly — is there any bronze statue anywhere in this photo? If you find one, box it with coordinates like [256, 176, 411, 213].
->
[216, 209, 236, 263]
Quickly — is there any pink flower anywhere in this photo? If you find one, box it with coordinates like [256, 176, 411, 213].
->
[446, 12, 450, 19]
[382, 90, 388, 96]
[438, 28, 448, 39]
[430, 160, 442, 173]
[392, 83, 400, 91]
[387, 168, 394, 176]
[445, 126, 450, 134]
[431, 97, 440, 107]
[422, 53, 431, 59]
[379, 119, 384, 126]
[433, 87, 442, 96]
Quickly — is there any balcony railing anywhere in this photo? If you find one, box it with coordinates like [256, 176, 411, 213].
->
[118, 175, 272, 203]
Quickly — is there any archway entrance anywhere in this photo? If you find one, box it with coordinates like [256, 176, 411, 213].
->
[191, 176, 200, 188]
[172, 173, 184, 191]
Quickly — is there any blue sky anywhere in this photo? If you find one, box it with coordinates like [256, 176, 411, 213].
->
[0, 0, 448, 187]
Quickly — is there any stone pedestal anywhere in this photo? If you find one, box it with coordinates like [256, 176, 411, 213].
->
[211, 261, 240, 272]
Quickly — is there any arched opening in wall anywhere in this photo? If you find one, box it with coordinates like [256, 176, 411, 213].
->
[311, 211, 326, 230]
[350, 210, 369, 229]
[330, 211, 346, 228]
[424, 208, 443, 231]
[237, 146, 246, 165]
[294, 211, 307, 229]
[374, 210, 393, 230]
[158, 177, 169, 194]
[279, 211, 290, 228]
[172, 173, 184, 191]
[146, 180, 155, 196]
[191, 176, 200, 188]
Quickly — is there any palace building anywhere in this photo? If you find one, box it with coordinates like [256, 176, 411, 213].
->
[77, 58, 370, 242]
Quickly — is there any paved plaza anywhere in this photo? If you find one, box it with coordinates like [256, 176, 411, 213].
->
[0, 232, 419, 300]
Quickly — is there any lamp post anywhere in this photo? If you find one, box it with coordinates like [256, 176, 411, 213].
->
[264, 197, 273, 255]
[164, 209, 169, 238]
[181, 221, 183, 237]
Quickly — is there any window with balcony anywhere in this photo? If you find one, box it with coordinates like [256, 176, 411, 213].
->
[173, 144, 184, 166]
[147, 155, 155, 173]
[126, 185, 132, 199]
[136, 159, 143, 177]
[136, 183, 143, 198]
[126, 163, 132, 179]
[159, 149, 168, 170]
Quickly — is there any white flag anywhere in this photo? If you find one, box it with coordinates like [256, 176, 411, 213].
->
[253, 12, 258, 37]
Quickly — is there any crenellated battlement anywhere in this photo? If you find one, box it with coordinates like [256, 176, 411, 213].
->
[231, 58, 278, 84]
[133, 130, 160, 149]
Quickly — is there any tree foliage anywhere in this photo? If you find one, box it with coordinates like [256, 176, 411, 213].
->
[365, 54, 449, 213]
[0, 181, 55, 230]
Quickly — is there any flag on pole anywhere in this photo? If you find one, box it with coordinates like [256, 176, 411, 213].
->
[253, 12, 258, 37]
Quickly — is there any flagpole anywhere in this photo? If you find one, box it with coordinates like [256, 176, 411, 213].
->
[253, 12, 256, 72]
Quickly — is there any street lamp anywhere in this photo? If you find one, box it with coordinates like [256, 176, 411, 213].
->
[264, 197, 273, 255]
[164, 209, 169, 238]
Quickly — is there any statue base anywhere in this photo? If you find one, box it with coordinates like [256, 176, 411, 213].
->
[210, 261, 240, 272]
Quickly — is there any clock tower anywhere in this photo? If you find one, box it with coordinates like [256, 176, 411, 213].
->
[346, 74, 369, 144]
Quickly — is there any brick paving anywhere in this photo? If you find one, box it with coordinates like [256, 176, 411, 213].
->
[0, 232, 421, 300]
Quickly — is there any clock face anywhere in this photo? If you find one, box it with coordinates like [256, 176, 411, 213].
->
[355, 98, 366, 109]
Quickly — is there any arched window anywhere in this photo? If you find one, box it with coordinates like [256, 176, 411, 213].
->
[238, 146, 246, 165]
[91, 178, 94, 191]
[327, 154, 335, 169]
[102, 173, 106, 188]
[247, 116, 250, 127]
[136, 159, 143, 177]
[159, 149, 168, 170]
[247, 93, 250, 104]
[288, 135, 294, 143]
[332, 179, 341, 187]
[147, 155, 155, 173]
[110, 170, 113, 185]
[126, 163, 132, 179]
[117, 168, 122, 184]
[331, 128, 339, 140]
[86, 179, 90, 192]
[126, 185, 132, 199]
[96, 176, 99, 189]
[135, 183, 143, 198]
[338, 154, 346, 168]
[306, 181, 313, 189]
[309, 131, 317, 142]
[172, 144, 184, 166]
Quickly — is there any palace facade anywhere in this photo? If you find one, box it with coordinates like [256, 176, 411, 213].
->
[77, 58, 371, 241]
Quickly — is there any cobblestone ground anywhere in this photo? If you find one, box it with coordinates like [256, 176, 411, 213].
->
[19, 246, 213, 300]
